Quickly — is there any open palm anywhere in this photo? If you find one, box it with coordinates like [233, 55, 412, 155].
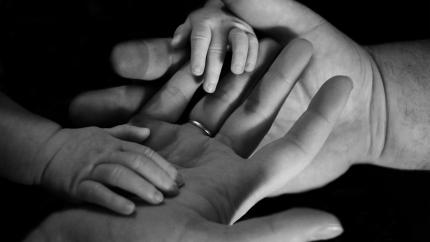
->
[221, 0, 386, 194]
[29, 40, 352, 242]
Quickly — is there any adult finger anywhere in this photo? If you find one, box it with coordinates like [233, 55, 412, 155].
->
[69, 85, 153, 127]
[216, 38, 313, 157]
[201, 208, 342, 242]
[232, 76, 353, 220]
[229, 28, 249, 75]
[171, 19, 192, 47]
[112, 38, 186, 80]
[245, 33, 259, 72]
[131, 63, 201, 124]
[106, 152, 179, 195]
[190, 23, 211, 76]
[189, 39, 280, 134]
[91, 163, 166, 204]
[105, 124, 150, 143]
[203, 30, 227, 93]
[77, 180, 135, 215]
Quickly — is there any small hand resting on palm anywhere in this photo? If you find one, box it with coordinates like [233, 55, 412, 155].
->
[39, 124, 184, 215]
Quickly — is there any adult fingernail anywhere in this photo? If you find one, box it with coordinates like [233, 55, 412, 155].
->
[311, 225, 343, 240]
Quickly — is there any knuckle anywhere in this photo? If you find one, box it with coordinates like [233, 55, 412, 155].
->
[243, 95, 270, 118]
[191, 25, 210, 41]
[141, 146, 156, 160]
[163, 85, 187, 102]
[211, 86, 236, 103]
[208, 44, 225, 55]
[265, 69, 290, 84]
[109, 166, 124, 183]
[191, 33, 210, 41]
[230, 29, 247, 39]
[284, 135, 308, 156]
[309, 109, 331, 124]
[129, 154, 143, 170]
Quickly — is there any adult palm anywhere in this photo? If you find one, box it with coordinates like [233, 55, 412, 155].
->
[28, 40, 351, 242]
[217, 0, 387, 194]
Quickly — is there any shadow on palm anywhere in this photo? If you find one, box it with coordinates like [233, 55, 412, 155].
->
[222, 0, 385, 194]
[50, 38, 353, 242]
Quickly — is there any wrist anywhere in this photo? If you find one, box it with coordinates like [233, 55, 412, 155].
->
[365, 41, 430, 170]
[33, 127, 66, 187]
[361, 46, 389, 165]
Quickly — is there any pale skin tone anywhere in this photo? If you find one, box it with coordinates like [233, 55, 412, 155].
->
[219, 0, 430, 194]
[27, 39, 352, 242]
[0, 93, 183, 216]
[73, 0, 430, 200]
[172, 0, 259, 93]
[61, 2, 430, 240]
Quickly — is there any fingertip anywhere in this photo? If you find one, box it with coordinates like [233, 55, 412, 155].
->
[153, 190, 165, 203]
[231, 63, 245, 75]
[171, 34, 182, 47]
[138, 127, 151, 139]
[116, 200, 135, 215]
[311, 224, 343, 241]
[244, 63, 255, 73]
[331, 75, 354, 92]
[175, 172, 185, 188]
[191, 64, 204, 76]
[124, 202, 136, 215]
[204, 80, 217, 93]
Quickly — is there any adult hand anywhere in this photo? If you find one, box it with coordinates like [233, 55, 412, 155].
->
[28, 39, 352, 242]
[213, 0, 387, 194]
[70, 38, 187, 126]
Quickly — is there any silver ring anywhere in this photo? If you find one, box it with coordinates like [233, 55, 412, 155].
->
[189, 120, 212, 137]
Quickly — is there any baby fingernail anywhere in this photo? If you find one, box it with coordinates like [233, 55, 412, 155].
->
[153, 191, 164, 203]
[205, 82, 215, 93]
[192, 66, 203, 75]
[176, 173, 185, 187]
[311, 225, 343, 240]
[171, 35, 180, 46]
[232, 64, 243, 74]
[245, 63, 253, 72]
[125, 202, 135, 214]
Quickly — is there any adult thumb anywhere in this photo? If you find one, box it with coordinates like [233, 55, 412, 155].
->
[223, 208, 343, 242]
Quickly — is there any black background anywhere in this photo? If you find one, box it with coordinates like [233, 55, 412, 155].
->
[0, 0, 429, 241]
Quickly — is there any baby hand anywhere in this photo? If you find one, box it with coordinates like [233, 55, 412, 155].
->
[171, 6, 259, 93]
[39, 124, 183, 215]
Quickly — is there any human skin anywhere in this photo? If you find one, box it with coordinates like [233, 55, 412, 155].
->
[171, 0, 258, 93]
[72, 25, 430, 198]
[204, 0, 430, 194]
[26, 39, 352, 242]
